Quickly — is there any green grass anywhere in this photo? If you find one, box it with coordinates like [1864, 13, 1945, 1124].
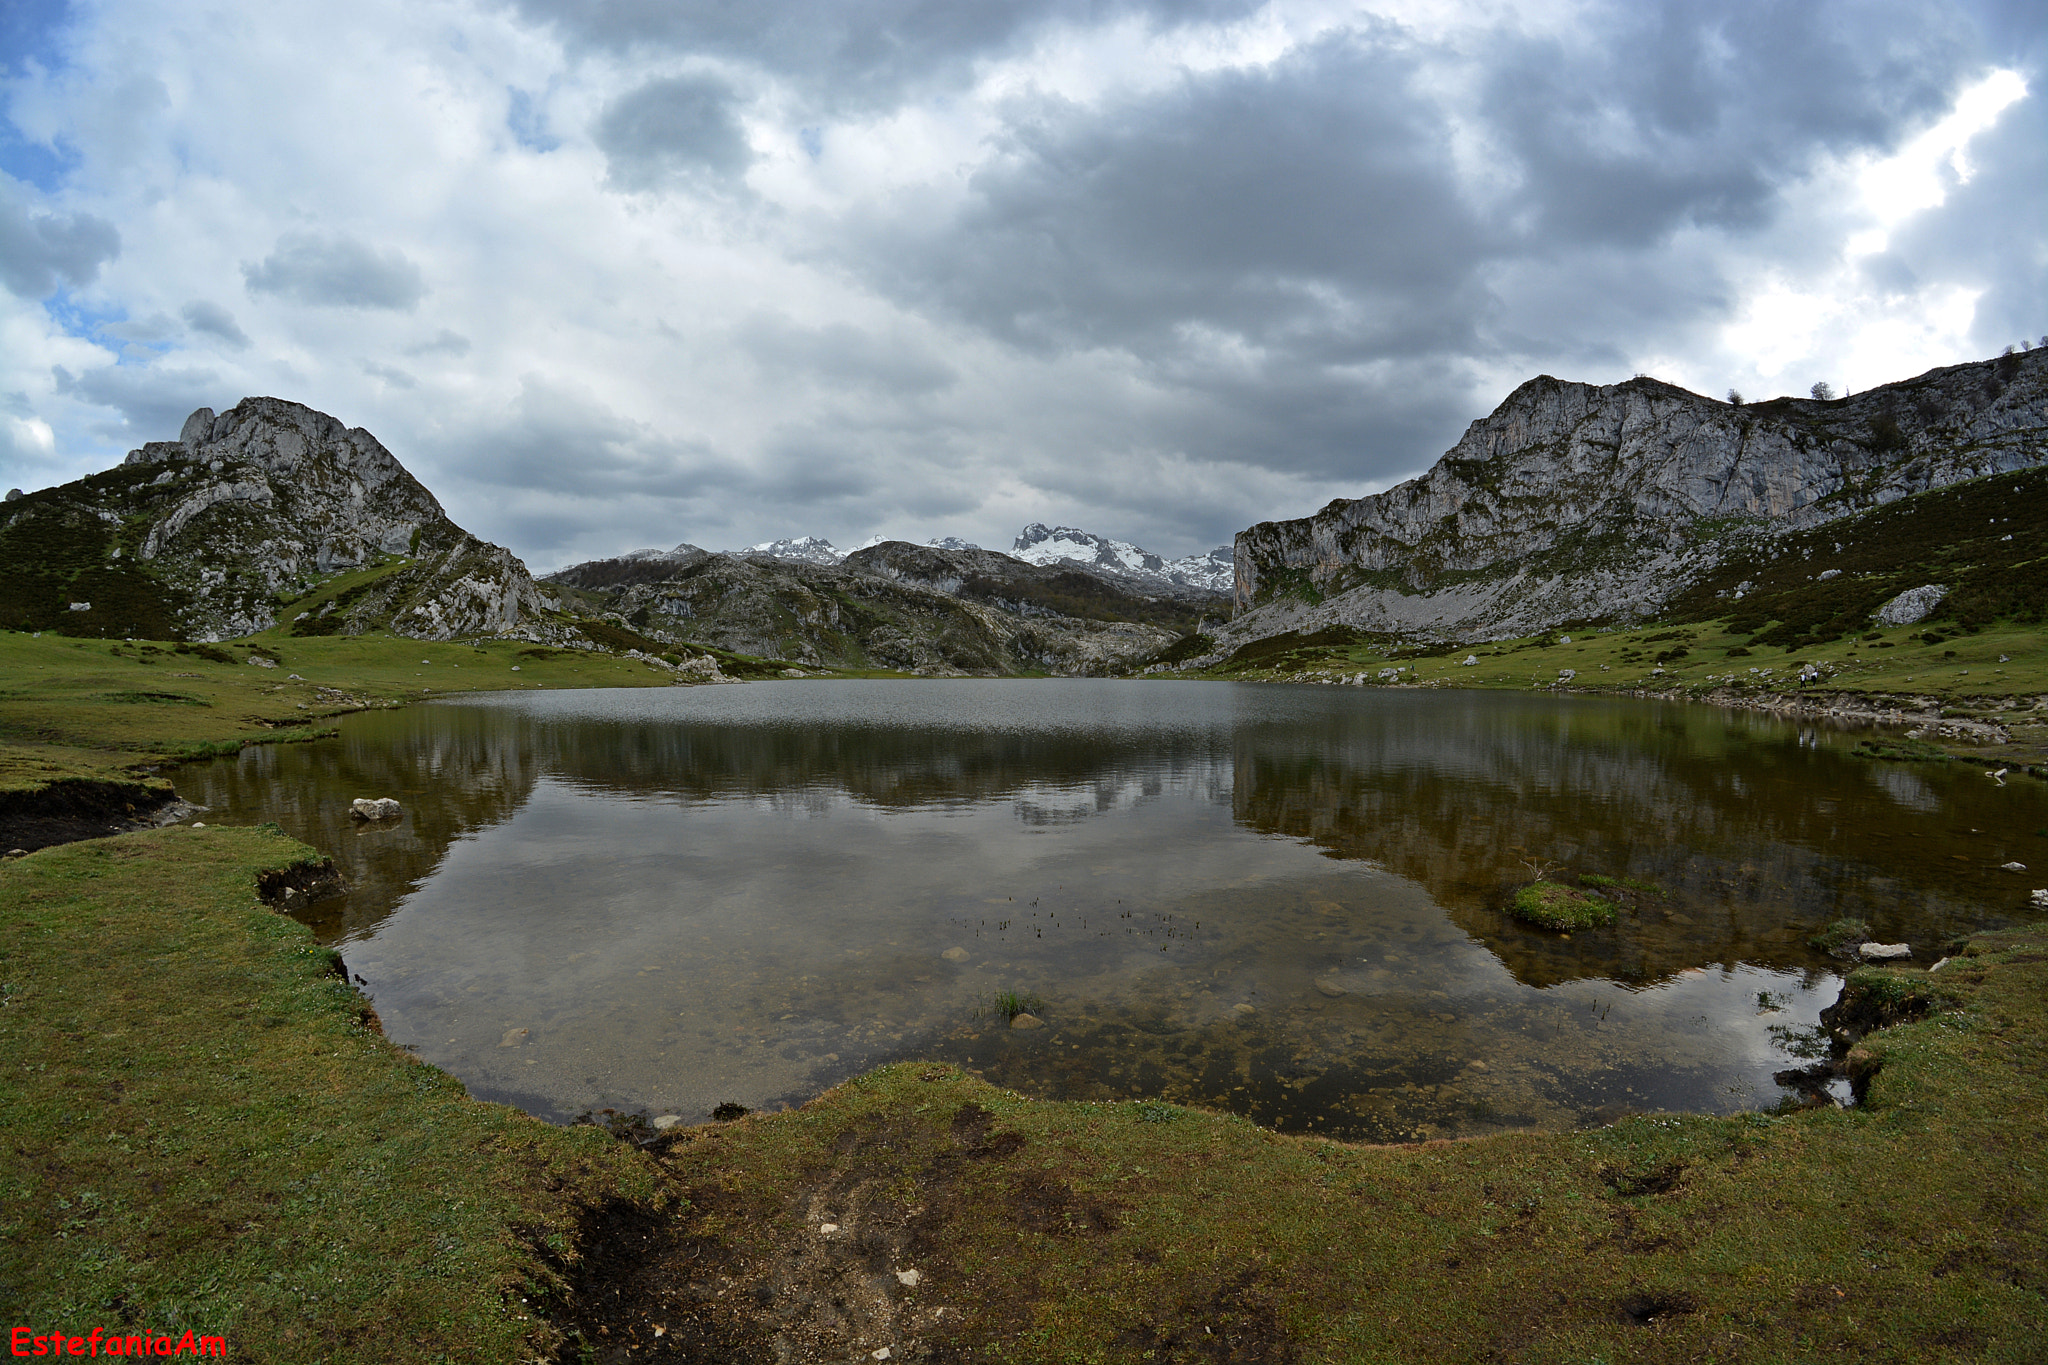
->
[1810, 917, 1874, 958]
[981, 988, 1047, 1022]
[0, 825, 656, 1361]
[1186, 614, 2048, 704]
[0, 627, 809, 795]
[620, 924, 2048, 1360]
[1508, 881, 1619, 931]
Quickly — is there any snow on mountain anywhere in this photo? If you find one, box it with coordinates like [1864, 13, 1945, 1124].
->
[925, 536, 981, 551]
[1160, 546, 1234, 594]
[737, 535, 844, 564]
[619, 543, 707, 562]
[1010, 524, 1230, 594]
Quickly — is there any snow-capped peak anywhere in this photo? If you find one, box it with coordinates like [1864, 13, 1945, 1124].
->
[925, 535, 981, 551]
[1010, 524, 1231, 593]
[736, 535, 844, 564]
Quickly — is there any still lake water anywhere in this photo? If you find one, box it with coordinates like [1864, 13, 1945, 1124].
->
[180, 680, 2038, 1142]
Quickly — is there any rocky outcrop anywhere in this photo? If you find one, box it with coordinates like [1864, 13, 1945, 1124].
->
[1226, 350, 2048, 646]
[0, 398, 556, 642]
[545, 542, 1191, 675]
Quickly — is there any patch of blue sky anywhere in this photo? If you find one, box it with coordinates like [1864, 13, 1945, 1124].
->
[0, 0, 71, 76]
[44, 288, 129, 347]
[1, 1, 77, 190]
[0, 123, 76, 194]
[799, 127, 823, 160]
[508, 88, 559, 153]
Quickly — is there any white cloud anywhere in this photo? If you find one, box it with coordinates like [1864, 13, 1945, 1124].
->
[0, 0, 2038, 565]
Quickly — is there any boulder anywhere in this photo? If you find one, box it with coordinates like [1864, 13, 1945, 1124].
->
[350, 797, 403, 821]
[1874, 584, 1947, 626]
[1858, 942, 1912, 961]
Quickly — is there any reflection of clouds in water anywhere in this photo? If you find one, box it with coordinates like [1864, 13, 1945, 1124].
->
[198, 681, 2039, 1137]
[1870, 765, 1941, 812]
[1010, 767, 1223, 826]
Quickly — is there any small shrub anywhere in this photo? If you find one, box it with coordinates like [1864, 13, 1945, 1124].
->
[1509, 882, 1617, 931]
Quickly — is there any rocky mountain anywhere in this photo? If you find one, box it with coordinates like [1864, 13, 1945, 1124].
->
[1012, 523, 1235, 593]
[0, 398, 556, 642]
[1221, 349, 2048, 649]
[544, 539, 1206, 675]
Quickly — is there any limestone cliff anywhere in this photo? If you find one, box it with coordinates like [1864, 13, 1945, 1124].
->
[0, 398, 555, 642]
[1227, 350, 2048, 646]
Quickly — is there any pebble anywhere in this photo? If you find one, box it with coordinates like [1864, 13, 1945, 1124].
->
[2001, 862, 2026, 872]
[941, 947, 969, 962]
[895, 1268, 921, 1287]
[652, 1115, 683, 1129]
[1313, 978, 1347, 997]
[499, 1027, 529, 1047]
[1232, 1003, 1255, 1016]
[1009, 1012, 1045, 1030]
[818, 1223, 839, 1235]
[873, 1350, 892, 1361]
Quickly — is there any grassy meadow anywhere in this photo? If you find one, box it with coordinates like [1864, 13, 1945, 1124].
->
[1, 606, 2044, 1361]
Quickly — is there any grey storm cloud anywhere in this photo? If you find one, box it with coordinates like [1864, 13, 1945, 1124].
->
[1478, 0, 1975, 248]
[594, 75, 753, 189]
[243, 231, 427, 310]
[512, 0, 1262, 112]
[1881, 90, 2048, 351]
[180, 300, 250, 349]
[53, 363, 219, 443]
[0, 182, 120, 298]
[819, 4, 2000, 483]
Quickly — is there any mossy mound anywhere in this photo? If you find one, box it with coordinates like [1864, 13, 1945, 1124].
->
[1510, 881, 1618, 931]
[1809, 917, 1874, 959]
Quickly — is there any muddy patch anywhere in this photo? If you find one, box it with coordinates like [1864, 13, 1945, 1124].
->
[0, 778, 189, 854]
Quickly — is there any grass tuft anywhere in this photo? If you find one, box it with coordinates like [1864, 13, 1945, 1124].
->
[1509, 880, 1618, 930]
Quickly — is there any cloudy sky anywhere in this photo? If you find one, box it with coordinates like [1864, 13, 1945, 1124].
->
[1, 1, 2041, 568]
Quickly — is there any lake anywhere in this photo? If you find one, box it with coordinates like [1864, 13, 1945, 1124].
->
[177, 680, 2038, 1142]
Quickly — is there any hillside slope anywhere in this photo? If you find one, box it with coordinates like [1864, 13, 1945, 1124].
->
[1226, 349, 2048, 647]
[545, 541, 1208, 675]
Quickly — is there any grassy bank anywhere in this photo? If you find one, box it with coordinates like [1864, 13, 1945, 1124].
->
[0, 825, 658, 1360]
[0, 627, 827, 797]
[1191, 615, 2047, 706]
[552, 924, 2048, 1362]
[3, 624, 2045, 1360]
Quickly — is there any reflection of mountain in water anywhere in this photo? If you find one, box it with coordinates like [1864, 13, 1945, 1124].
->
[180, 696, 1229, 942]
[1229, 693, 2027, 988]
[180, 685, 2038, 985]
[177, 706, 545, 942]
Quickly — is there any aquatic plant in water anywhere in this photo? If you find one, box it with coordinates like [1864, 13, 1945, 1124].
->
[1510, 881, 1618, 931]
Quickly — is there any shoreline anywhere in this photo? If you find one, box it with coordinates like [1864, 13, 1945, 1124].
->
[6, 640, 2047, 1358]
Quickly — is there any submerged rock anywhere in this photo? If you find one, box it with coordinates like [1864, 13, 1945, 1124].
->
[1008, 1012, 1045, 1030]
